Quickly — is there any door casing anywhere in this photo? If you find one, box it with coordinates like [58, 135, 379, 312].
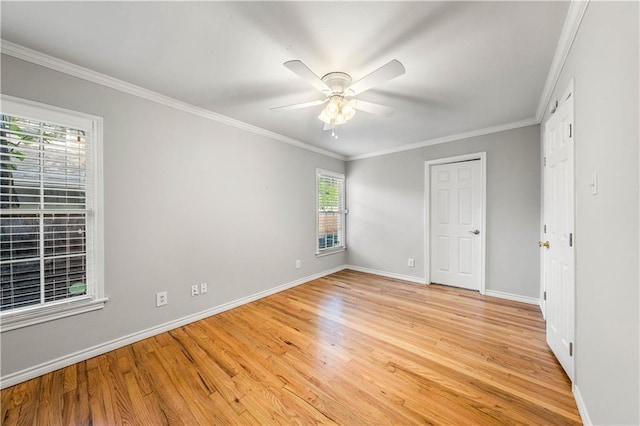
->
[425, 152, 487, 294]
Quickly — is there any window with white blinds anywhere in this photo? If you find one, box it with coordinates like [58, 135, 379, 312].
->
[316, 169, 345, 255]
[0, 96, 104, 331]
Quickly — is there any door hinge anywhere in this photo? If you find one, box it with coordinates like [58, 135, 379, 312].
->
[569, 123, 573, 138]
[544, 224, 547, 234]
[543, 157, 546, 167]
[543, 291, 547, 301]
[569, 342, 573, 357]
[569, 233, 573, 247]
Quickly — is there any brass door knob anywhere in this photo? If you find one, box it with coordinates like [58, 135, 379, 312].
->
[539, 241, 550, 249]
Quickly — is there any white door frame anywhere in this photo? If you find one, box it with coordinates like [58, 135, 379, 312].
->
[425, 152, 487, 294]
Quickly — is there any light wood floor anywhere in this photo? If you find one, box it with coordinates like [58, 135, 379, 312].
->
[1, 270, 581, 425]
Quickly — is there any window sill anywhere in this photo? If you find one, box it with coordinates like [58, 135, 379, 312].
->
[0, 297, 108, 332]
[316, 247, 346, 257]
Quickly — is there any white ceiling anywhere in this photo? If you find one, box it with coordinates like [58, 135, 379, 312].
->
[1, 1, 570, 158]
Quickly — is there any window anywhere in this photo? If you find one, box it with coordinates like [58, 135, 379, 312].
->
[316, 169, 345, 255]
[0, 96, 104, 331]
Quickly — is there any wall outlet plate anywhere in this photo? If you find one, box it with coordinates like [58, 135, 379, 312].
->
[191, 284, 199, 297]
[156, 291, 168, 307]
[295, 260, 301, 269]
[408, 258, 415, 267]
[200, 282, 208, 294]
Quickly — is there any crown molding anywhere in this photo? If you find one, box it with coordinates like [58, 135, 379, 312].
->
[0, 40, 346, 161]
[347, 117, 539, 161]
[535, 0, 590, 121]
[350, 0, 591, 165]
[3, 13, 582, 165]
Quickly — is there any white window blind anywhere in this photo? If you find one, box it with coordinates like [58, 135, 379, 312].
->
[316, 169, 345, 254]
[1, 96, 104, 329]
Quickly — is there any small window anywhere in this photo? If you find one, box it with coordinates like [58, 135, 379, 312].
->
[1, 96, 105, 331]
[316, 169, 345, 255]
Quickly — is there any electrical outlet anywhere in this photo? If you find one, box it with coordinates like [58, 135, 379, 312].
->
[156, 291, 168, 307]
[408, 258, 415, 267]
[191, 284, 199, 297]
[200, 282, 208, 294]
[295, 260, 301, 269]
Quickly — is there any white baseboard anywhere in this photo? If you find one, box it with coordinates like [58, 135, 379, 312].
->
[484, 289, 540, 305]
[345, 267, 539, 306]
[573, 384, 591, 425]
[0, 265, 347, 389]
[345, 265, 426, 285]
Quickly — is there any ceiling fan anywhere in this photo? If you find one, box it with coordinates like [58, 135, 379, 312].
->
[271, 59, 406, 138]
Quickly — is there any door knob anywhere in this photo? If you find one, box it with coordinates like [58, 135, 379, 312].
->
[539, 241, 550, 249]
[469, 230, 480, 235]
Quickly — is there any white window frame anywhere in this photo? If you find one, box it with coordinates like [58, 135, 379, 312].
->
[316, 168, 346, 256]
[0, 95, 106, 332]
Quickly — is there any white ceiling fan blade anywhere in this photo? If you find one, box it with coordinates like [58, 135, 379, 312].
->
[345, 60, 406, 96]
[270, 98, 327, 111]
[350, 99, 395, 117]
[284, 60, 332, 94]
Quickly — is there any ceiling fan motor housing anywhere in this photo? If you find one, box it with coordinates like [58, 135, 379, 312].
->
[274, 59, 404, 120]
[321, 72, 352, 95]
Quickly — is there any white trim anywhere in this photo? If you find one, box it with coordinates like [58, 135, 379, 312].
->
[539, 113, 546, 319]
[316, 168, 346, 255]
[0, 298, 108, 333]
[0, 95, 106, 331]
[535, 1, 589, 121]
[316, 168, 345, 180]
[484, 290, 539, 306]
[315, 248, 346, 257]
[424, 152, 487, 293]
[93, 110, 105, 302]
[0, 40, 345, 162]
[0, 265, 347, 389]
[347, 118, 538, 161]
[573, 384, 591, 425]
[346, 0, 591, 163]
[345, 265, 425, 285]
[1, 94, 98, 129]
[0, 39, 565, 163]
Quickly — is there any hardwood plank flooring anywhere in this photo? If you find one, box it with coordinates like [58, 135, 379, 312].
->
[1, 270, 581, 425]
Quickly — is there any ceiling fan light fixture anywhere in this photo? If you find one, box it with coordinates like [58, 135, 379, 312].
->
[276, 59, 405, 136]
[341, 101, 355, 118]
[318, 95, 356, 125]
[326, 97, 340, 114]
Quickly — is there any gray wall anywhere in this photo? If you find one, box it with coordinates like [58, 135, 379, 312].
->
[346, 124, 541, 298]
[0, 55, 346, 379]
[3, 4, 638, 422]
[541, 3, 639, 424]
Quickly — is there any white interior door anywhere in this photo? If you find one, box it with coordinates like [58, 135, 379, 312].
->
[542, 85, 575, 381]
[430, 160, 482, 290]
